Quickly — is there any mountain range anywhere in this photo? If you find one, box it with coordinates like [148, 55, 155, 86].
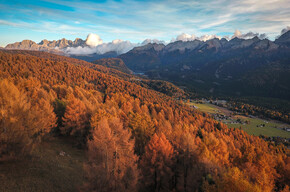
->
[119, 31, 290, 100]
[5, 38, 86, 53]
[4, 35, 136, 61]
[4, 31, 290, 101]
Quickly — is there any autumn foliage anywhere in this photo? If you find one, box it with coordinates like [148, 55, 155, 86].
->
[83, 117, 138, 192]
[140, 133, 175, 191]
[0, 79, 56, 160]
[0, 50, 289, 191]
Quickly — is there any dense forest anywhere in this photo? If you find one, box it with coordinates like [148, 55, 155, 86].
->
[0, 50, 289, 192]
[3, 50, 187, 99]
[225, 97, 290, 124]
[92, 58, 133, 74]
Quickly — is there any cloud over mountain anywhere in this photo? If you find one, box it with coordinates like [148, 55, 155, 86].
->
[94, 39, 136, 54]
[281, 26, 290, 35]
[172, 33, 221, 42]
[231, 30, 267, 40]
[6, 27, 289, 56]
[65, 39, 136, 55]
[85, 33, 103, 47]
[171, 30, 268, 43]
[141, 39, 165, 45]
[276, 26, 290, 39]
[64, 35, 166, 55]
[64, 34, 139, 55]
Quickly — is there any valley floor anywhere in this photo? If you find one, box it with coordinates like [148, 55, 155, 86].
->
[187, 101, 290, 138]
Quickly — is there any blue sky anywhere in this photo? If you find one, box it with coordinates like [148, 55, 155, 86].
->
[0, 0, 289, 47]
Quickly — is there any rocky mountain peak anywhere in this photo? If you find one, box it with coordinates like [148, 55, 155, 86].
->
[164, 40, 202, 53]
[205, 38, 222, 50]
[275, 30, 290, 46]
[5, 40, 37, 50]
[39, 39, 49, 45]
[73, 38, 85, 46]
[133, 43, 165, 52]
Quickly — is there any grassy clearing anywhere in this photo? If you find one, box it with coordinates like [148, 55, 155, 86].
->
[189, 102, 290, 138]
[0, 137, 85, 192]
[188, 102, 221, 114]
[227, 118, 290, 138]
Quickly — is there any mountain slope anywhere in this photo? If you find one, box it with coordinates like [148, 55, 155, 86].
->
[1, 50, 290, 192]
[1, 49, 187, 99]
[0, 50, 289, 191]
[119, 33, 290, 100]
[92, 58, 132, 74]
[119, 43, 165, 71]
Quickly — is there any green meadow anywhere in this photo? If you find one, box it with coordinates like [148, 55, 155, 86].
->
[188, 102, 290, 138]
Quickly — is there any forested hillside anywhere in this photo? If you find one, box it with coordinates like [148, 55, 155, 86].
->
[2, 50, 186, 99]
[0, 50, 289, 192]
[92, 58, 132, 74]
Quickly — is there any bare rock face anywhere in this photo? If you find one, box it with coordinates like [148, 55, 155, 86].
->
[164, 40, 202, 53]
[133, 43, 165, 52]
[206, 38, 222, 50]
[5, 37, 87, 51]
[239, 37, 260, 48]
[6, 40, 38, 50]
[73, 38, 85, 47]
[39, 39, 49, 46]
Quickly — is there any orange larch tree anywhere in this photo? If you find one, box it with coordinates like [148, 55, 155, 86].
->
[61, 95, 90, 144]
[83, 117, 139, 192]
[140, 133, 175, 192]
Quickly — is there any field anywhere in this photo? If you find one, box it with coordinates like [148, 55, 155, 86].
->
[227, 117, 290, 138]
[188, 101, 290, 138]
[188, 102, 221, 114]
[0, 137, 85, 192]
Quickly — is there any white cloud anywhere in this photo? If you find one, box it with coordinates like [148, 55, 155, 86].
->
[85, 33, 103, 47]
[199, 34, 221, 41]
[233, 29, 242, 38]
[175, 33, 196, 42]
[141, 39, 165, 45]
[64, 35, 166, 55]
[171, 33, 221, 42]
[1, 0, 289, 44]
[65, 46, 97, 55]
[64, 36, 138, 55]
[95, 40, 136, 54]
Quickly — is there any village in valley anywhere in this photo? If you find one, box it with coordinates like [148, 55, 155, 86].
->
[184, 98, 290, 146]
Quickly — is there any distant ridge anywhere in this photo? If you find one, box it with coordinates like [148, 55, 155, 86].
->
[5, 38, 87, 51]
[119, 31, 290, 100]
[5, 31, 290, 57]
